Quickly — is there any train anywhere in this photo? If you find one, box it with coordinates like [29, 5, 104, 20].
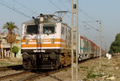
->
[21, 13, 105, 69]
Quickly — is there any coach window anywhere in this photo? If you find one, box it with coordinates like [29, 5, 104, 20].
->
[26, 25, 39, 34]
[43, 24, 55, 34]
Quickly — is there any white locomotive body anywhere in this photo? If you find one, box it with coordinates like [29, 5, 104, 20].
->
[21, 14, 75, 69]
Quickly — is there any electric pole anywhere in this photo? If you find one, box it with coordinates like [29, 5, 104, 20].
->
[71, 0, 78, 81]
[99, 20, 101, 59]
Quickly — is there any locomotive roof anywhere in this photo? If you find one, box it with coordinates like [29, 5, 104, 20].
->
[23, 18, 60, 24]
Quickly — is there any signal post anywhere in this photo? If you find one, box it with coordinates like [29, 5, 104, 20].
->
[71, 0, 78, 81]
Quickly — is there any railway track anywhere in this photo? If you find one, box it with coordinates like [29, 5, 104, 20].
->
[17, 58, 99, 81]
[0, 57, 99, 81]
[17, 69, 65, 81]
[0, 65, 23, 71]
[0, 70, 32, 81]
[0, 66, 68, 81]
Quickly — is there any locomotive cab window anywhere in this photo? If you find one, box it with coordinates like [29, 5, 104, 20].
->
[43, 24, 55, 34]
[26, 25, 39, 34]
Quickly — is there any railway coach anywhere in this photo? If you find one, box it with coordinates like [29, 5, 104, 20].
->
[78, 36, 103, 61]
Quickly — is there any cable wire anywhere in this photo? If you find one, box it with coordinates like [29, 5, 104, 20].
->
[67, 0, 96, 21]
[14, 0, 39, 15]
[83, 22, 99, 31]
[0, 0, 31, 18]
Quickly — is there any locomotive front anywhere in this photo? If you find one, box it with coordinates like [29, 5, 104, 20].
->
[21, 15, 62, 69]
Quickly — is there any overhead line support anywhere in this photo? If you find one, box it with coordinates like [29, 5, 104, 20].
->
[71, 0, 78, 81]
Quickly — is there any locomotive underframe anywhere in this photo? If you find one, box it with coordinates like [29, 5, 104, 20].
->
[22, 53, 60, 69]
[22, 49, 72, 69]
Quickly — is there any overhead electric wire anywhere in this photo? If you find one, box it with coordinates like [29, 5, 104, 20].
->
[55, 0, 96, 39]
[50, 0, 101, 47]
[83, 22, 99, 31]
[49, 0, 62, 11]
[78, 9, 96, 21]
[0, 0, 31, 18]
[59, 0, 71, 13]
[1, 0, 98, 42]
[14, 0, 39, 15]
[49, 0, 85, 30]
[49, 0, 72, 22]
[67, 1, 96, 21]
[61, 0, 95, 40]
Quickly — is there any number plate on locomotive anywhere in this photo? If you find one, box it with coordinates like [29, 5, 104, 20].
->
[33, 50, 45, 52]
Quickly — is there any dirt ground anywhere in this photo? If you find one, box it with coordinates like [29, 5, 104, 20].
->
[39, 55, 120, 81]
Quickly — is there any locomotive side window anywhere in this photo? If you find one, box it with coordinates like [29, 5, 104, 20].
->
[26, 25, 38, 34]
[61, 27, 64, 34]
[43, 24, 55, 34]
[66, 28, 67, 39]
[68, 30, 70, 40]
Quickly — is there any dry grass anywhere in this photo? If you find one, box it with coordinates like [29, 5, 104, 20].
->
[0, 57, 22, 67]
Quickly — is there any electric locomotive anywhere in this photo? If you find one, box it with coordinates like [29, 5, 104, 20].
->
[21, 13, 75, 69]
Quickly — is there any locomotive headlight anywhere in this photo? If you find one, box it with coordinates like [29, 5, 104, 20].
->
[37, 39, 43, 44]
[51, 38, 54, 44]
[40, 14, 44, 22]
[26, 39, 28, 44]
[49, 52, 56, 60]
[41, 39, 43, 43]
[40, 17, 44, 22]
[37, 39, 41, 44]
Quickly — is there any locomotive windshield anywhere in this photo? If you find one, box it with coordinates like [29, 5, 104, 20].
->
[26, 25, 39, 34]
[43, 24, 55, 34]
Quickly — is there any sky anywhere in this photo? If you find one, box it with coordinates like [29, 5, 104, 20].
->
[0, 0, 120, 52]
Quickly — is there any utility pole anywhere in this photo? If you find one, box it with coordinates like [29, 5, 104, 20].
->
[105, 42, 106, 53]
[71, 0, 78, 81]
[96, 20, 101, 58]
[0, 40, 1, 58]
[99, 20, 101, 59]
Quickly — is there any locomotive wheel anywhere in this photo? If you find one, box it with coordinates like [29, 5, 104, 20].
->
[23, 59, 32, 69]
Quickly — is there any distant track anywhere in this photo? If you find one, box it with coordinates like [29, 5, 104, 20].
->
[0, 70, 32, 80]
[0, 65, 23, 71]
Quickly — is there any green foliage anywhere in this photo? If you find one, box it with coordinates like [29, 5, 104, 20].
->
[0, 62, 11, 65]
[110, 33, 120, 53]
[87, 72, 103, 79]
[3, 22, 19, 57]
[80, 66, 88, 69]
[115, 33, 120, 41]
[12, 46, 19, 53]
[3, 22, 19, 30]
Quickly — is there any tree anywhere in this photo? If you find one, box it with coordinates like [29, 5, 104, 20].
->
[110, 33, 120, 53]
[3, 22, 19, 57]
[115, 33, 120, 41]
[3, 22, 19, 34]
[12, 46, 19, 57]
